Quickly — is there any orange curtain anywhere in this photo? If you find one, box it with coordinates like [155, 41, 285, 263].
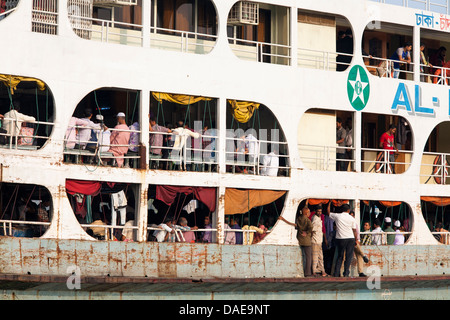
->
[362, 200, 402, 207]
[225, 189, 286, 215]
[308, 199, 349, 207]
[378, 201, 402, 207]
[421, 196, 450, 207]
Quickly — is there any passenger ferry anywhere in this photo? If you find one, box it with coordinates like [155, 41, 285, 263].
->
[2, 0, 450, 299]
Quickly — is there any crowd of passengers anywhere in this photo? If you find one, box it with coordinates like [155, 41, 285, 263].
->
[146, 213, 275, 245]
[337, 29, 449, 81]
[292, 200, 409, 277]
[84, 201, 277, 245]
[65, 108, 281, 175]
[0, 192, 51, 238]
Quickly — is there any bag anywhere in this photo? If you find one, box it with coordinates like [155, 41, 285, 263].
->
[18, 126, 34, 146]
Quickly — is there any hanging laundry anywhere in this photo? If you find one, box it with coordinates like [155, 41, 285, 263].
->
[111, 190, 127, 225]
[183, 199, 198, 214]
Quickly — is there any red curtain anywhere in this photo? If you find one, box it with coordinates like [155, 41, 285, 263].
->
[156, 185, 216, 212]
[66, 179, 102, 196]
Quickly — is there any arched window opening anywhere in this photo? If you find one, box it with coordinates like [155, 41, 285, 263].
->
[362, 113, 413, 174]
[298, 109, 354, 172]
[228, 2, 291, 66]
[362, 21, 413, 80]
[147, 184, 217, 243]
[0, 74, 55, 151]
[421, 121, 450, 185]
[151, 0, 218, 54]
[68, 0, 143, 46]
[360, 200, 412, 246]
[420, 28, 450, 85]
[66, 179, 138, 241]
[226, 99, 289, 176]
[421, 197, 450, 244]
[297, 9, 353, 71]
[224, 188, 286, 245]
[64, 88, 142, 169]
[149, 91, 218, 172]
[0, 182, 52, 238]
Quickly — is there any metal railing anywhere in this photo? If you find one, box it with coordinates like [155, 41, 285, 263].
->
[420, 63, 450, 85]
[1, 219, 51, 237]
[298, 144, 413, 173]
[431, 231, 450, 244]
[362, 148, 413, 174]
[421, 151, 450, 184]
[147, 225, 259, 244]
[225, 136, 289, 176]
[369, 0, 448, 14]
[150, 26, 218, 54]
[148, 130, 218, 172]
[298, 144, 355, 171]
[82, 222, 138, 241]
[0, 118, 53, 150]
[63, 125, 141, 168]
[363, 55, 414, 79]
[360, 231, 412, 245]
[70, 15, 143, 45]
[228, 37, 291, 66]
[298, 48, 353, 71]
[32, 0, 58, 35]
[0, 7, 17, 20]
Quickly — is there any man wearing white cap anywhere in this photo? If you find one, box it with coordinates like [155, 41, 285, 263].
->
[393, 220, 405, 245]
[107, 112, 130, 167]
[384, 217, 395, 245]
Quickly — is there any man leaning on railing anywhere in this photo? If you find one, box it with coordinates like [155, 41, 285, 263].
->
[3, 101, 36, 146]
[390, 43, 412, 79]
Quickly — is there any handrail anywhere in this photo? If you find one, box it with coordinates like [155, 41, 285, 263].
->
[298, 48, 353, 71]
[228, 36, 291, 65]
[0, 7, 17, 19]
[363, 55, 414, 78]
[420, 151, 450, 184]
[0, 117, 54, 150]
[360, 230, 412, 245]
[1, 219, 51, 237]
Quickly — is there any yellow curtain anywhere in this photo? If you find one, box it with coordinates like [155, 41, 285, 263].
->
[152, 92, 212, 105]
[225, 188, 286, 215]
[0, 74, 46, 95]
[228, 100, 260, 123]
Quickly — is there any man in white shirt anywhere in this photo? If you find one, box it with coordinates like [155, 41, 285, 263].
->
[3, 101, 35, 145]
[260, 147, 279, 177]
[371, 219, 383, 246]
[75, 109, 102, 149]
[244, 131, 258, 165]
[153, 219, 175, 242]
[326, 202, 358, 277]
[393, 220, 405, 245]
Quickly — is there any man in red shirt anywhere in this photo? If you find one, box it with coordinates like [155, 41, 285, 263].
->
[379, 124, 398, 173]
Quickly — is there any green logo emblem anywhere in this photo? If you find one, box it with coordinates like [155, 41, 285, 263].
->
[347, 65, 370, 111]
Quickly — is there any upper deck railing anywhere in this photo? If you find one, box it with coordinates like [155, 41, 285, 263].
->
[370, 0, 449, 14]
